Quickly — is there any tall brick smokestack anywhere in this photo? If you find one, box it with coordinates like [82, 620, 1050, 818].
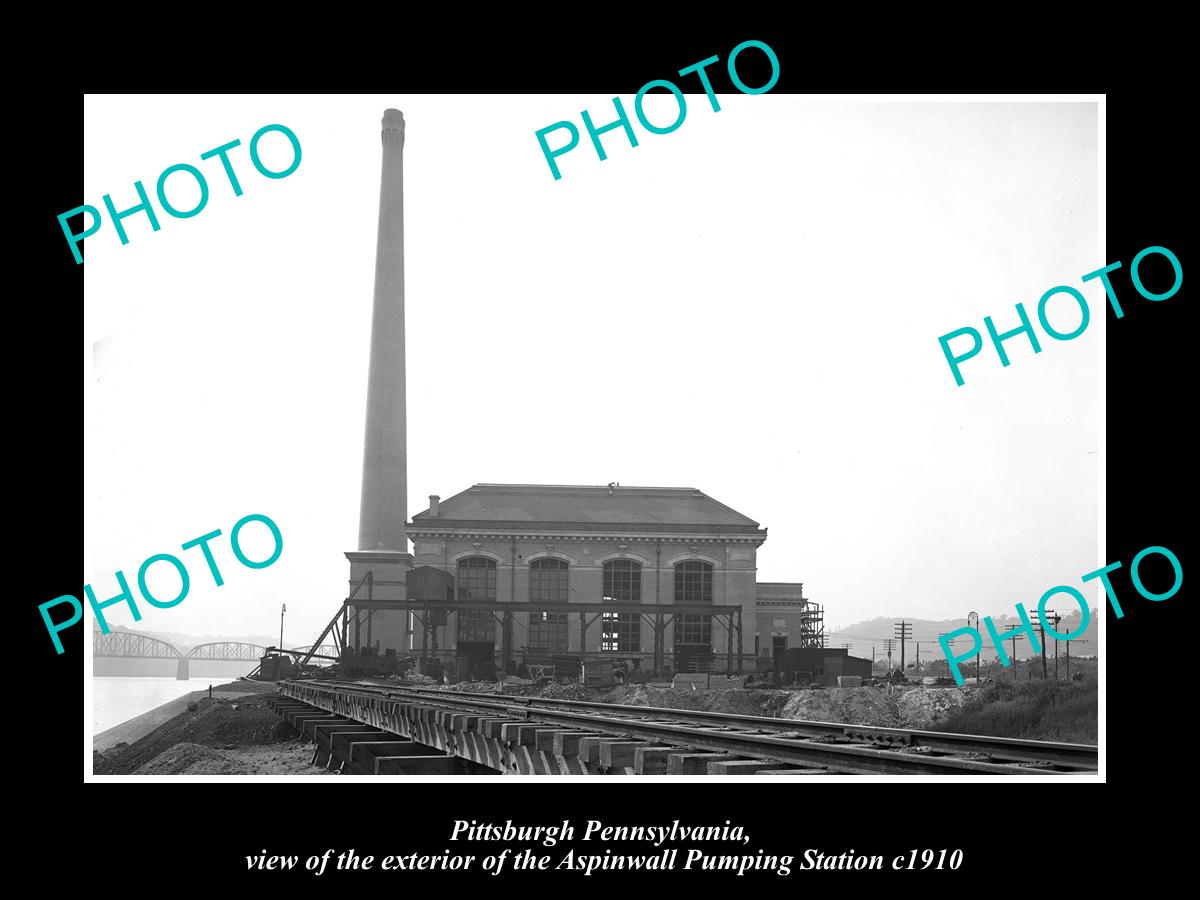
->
[357, 108, 408, 553]
[346, 109, 413, 621]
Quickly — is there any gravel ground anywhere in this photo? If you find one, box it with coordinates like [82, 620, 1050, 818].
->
[133, 740, 333, 775]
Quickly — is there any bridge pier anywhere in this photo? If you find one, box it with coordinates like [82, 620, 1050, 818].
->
[176, 658, 189, 680]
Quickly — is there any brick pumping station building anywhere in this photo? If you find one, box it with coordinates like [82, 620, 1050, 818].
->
[321, 109, 867, 685]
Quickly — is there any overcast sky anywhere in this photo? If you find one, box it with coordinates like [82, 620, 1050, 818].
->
[83, 94, 1099, 647]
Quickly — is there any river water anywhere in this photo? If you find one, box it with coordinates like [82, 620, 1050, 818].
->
[92, 676, 239, 735]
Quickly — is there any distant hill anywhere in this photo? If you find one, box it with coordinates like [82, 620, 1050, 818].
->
[826, 608, 1098, 663]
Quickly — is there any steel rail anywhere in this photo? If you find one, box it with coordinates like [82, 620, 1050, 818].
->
[385, 684, 1097, 768]
[296, 680, 1096, 769]
[280, 680, 1089, 776]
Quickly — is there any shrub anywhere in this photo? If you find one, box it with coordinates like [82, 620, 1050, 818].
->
[934, 677, 1096, 743]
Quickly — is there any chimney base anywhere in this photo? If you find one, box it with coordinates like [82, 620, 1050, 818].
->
[345, 550, 414, 604]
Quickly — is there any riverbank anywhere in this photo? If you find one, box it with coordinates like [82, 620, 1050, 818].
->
[93, 682, 331, 775]
[93, 679, 278, 752]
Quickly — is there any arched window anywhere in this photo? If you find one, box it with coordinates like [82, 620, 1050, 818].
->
[673, 561, 713, 661]
[528, 558, 568, 652]
[456, 557, 496, 644]
[602, 560, 641, 652]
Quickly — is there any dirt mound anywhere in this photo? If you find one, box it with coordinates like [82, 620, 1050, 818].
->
[136, 743, 247, 775]
[134, 741, 334, 775]
[593, 685, 791, 717]
[95, 694, 297, 775]
[780, 687, 898, 727]
[895, 687, 967, 728]
[601, 684, 652, 706]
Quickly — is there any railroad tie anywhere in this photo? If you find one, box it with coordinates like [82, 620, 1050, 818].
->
[349, 740, 430, 774]
[302, 717, 351, 743]
[633, 746, 679, 775]
[535, 729, 591, 775]
[666, 752, 738, 775]
[375, 755, 460, 775]
[312, 723, 377, 768]
[501, 723, 551, 775]
[288, 711, 335, 736]
[598, 740, 649, 770]
[328, 730, 386, 771]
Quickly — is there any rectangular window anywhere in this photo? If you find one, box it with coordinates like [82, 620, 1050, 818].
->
[674, 561, 713, 648]
[457, 558, 497, 643]
[528, 559, 569, 652]
[602, 560, 642, 652]
[528, 611, 568, 652]
[674, 614, 712, 646]
[601, 610, 640, 652]
[674, 562, 713, 604]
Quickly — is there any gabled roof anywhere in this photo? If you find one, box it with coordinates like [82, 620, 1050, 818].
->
[410, 484, 762, 531]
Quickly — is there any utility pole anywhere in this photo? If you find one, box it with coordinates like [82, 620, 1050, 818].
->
[915, 642, 920, 675]
[885, 639, 895, 672]
[280, 602, 287, 654]
[1003, 625, 1023, 679]
[894, 621, 912, 677]
[1032, 614, 1051, 681]
[1066, 637, 1070, 679]
[967, 611, 980, 681]
[1048, 612, 1062, 679]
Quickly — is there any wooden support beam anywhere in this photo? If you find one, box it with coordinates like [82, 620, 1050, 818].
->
[500, 723, 544, 746]
[578, 736, 603, 764]
[483, 719, 526, 740]
[375, 755, 459, 775]
[633, 746, 678, 775]
[349, 741, 436, 773]
[552, 732, 603, 756]
[330, 731, 387, 769]
[535, 729, 580, 753]
[666, 753, 738, 775]
[706, 759, 783, 775]
[301, 718, 352, 741]
[599, 740, 648, 769]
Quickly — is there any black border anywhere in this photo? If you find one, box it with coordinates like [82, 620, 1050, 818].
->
[25, 25, 1190, 886]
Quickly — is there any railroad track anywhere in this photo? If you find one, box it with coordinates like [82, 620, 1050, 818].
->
[272, 678, 1098, 776]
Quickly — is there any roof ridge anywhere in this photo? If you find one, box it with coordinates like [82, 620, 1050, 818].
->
[412, 484, 763, 529]
[471, 483, 701, 492]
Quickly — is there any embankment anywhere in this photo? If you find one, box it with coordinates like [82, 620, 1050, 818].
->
[94, 684, 330, 776]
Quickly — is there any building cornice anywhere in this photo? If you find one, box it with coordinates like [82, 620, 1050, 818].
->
[407, 523, 766, 545]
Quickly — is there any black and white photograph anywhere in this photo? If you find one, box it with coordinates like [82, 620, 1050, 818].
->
[78, 91, 1110, 782]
